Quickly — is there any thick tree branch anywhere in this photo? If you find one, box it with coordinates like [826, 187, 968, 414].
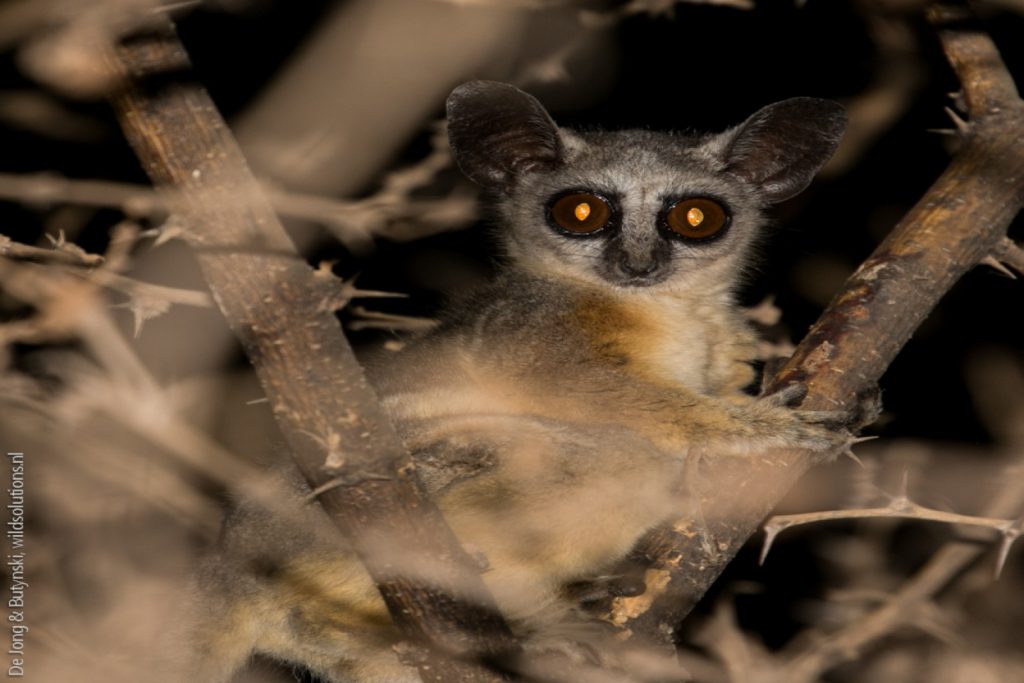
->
[608, 3, 1024, 643]
[104, 18, 516, 683]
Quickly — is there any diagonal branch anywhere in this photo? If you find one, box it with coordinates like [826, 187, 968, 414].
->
[103, 17, 517, 683]
[607, 2, 1024, 644]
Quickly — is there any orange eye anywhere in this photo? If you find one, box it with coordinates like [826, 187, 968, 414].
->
[549, 192, 613, 234]
[664, 198, 728, 240]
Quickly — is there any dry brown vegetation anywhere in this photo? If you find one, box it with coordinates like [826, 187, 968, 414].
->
[0, 1, 1022, 682]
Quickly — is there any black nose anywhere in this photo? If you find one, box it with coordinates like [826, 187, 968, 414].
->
[618, 256, 658, 278]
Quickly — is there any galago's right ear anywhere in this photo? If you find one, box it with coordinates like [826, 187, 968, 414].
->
[446, 80, 563, 190]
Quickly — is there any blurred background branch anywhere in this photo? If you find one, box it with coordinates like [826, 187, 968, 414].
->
[106, 15, 521, 682]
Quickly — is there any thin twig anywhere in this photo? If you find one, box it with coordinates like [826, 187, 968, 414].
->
[1, 229, 217, 337]
[760, 501, 1020, 570]
[1, 232, 104, 266]
[0, 170, 476, 250]
[347, 306, 439, 333]
[1, 252, 406, 559]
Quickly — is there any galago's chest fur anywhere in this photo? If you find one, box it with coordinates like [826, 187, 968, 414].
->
[567, 288, 757, 398]
[380, 282, 758, 454]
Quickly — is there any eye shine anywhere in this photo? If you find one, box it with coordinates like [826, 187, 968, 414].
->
[664, 197, 729, 240]
[548, 191, 613, 234]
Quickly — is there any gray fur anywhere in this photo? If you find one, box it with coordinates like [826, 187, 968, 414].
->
[496, 127, 768, 290]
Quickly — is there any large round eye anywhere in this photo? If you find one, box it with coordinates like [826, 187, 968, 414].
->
[664, 198, 729, 240]
[548, 192, 613, 234]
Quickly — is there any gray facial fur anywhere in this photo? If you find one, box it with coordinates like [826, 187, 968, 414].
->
[445, 81, 846, 296]
[496, 127, 765, 291]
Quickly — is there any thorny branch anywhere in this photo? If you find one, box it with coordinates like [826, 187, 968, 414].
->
[0, 0, 620, 255]
[0, 226, 215, 338]
[775, 452, 1024, 683]
[1, 227, 422, 338]
[606, 2, 1024, 646]
[760, 471, 1023, 578]
[0, 250, 374, 551]
[0, 156, 477, 253]
[104, 17, 517, 683]
[0, 230, 104, 266]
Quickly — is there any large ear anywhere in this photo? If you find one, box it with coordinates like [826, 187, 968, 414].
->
[723, 98, 847, 204]
[446, 80, 563, 189]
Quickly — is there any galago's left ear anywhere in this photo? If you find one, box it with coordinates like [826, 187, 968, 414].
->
[723, 98, 847, 204]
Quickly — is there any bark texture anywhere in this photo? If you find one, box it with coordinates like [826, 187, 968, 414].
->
[108, 20, 517, 683]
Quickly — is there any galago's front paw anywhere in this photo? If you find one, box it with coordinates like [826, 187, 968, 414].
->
[563, 578, 644, 606]
[753, 383, 851, 454]
[756, 381, 880, 457]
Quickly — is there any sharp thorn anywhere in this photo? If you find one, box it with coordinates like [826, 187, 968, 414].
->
[946, 91, 968, 112]
[993, 532, 1016, 580]
[153, 225, 185, 246]
[759, 527, 779, 566]
[980, 255, 1018, 279]
[943, 106, 970, 133]
[349, 288, 409, 300]
[995, 516, 1024, 580]
[132, 310, 145, 338]
[842, 449, 865, 467]
[996, 238, 1024, 274]
[898, 468, 911, 499]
